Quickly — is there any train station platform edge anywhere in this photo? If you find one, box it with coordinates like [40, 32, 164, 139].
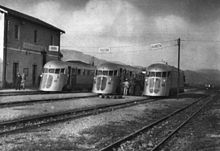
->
[0, 88, 38, 93]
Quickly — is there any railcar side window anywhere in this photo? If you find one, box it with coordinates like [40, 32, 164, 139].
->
[114, 70, 118, 76]
[82, 69, 86, 76]
[109, 70, 113, 76]
[55, 69, 60, 74]
[60, 68, 65, 73]
[162, 72, 166, 77]
[72, 68, 77, 74]
[49, 69, 55, 73]
[78, 69, 81, 75]
[156, 72, 162, 77]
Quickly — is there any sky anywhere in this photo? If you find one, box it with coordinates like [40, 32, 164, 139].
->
[1, 0, 220, 70]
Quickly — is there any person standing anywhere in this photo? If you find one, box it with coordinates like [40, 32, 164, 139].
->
[15, 73, 22, 90]
[21, 73, 26, 90]
[123, 79, 130, 96]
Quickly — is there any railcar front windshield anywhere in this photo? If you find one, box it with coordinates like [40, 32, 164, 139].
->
[43, 68, 65, 74]
[148, 71, 168, 77]
[96, 70, 117, 76]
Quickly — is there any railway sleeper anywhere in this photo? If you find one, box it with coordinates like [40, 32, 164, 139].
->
[99, 94, 123, 99]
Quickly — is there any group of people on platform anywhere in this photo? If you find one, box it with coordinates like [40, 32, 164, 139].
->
[15, 72, 26, 90]
[122, 77, 140, 96]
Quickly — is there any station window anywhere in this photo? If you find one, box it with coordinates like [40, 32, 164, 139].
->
[34, 30, 38, 43]
[14, 25, 20, 40]
[50, 35, 54, 45]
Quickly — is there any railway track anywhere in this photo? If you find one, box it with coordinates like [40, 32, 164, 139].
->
[0, 97, 155, 136]
[99, 95, 213, 151]
[0, 94, 97, 108]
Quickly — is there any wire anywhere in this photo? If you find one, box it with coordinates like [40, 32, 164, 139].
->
[182, 39, 220, 43]
[61, 39, 176, 50]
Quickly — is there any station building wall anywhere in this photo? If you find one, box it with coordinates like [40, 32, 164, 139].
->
[0, 6, 64, 88]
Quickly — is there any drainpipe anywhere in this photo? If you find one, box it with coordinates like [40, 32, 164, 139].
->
[2, 12, 8, 88]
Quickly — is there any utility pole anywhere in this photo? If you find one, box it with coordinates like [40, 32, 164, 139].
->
[177, 38, 181, 99]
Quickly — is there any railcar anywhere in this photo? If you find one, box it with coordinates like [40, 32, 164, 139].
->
[92, 62, 144, 95]
[39, 60, 95, 91]
[143, 63, 185, 97]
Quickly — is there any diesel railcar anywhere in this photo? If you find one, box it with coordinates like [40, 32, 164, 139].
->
[39, 60, 95, 91]
[143, 63, 185, 97]
[92, 62, 144, 95]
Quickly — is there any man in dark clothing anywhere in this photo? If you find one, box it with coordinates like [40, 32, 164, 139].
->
[15, 73, 22, 90]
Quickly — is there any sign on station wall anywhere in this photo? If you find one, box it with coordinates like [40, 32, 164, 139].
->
[49, 45, 59, 52]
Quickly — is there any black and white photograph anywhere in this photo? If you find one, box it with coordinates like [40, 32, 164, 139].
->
[0, 0, 219, 150]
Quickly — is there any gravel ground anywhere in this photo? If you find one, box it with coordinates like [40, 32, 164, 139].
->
[0, 96, 199, 151]
[0, 96, 145, 122]
[161, 94, 220, 151]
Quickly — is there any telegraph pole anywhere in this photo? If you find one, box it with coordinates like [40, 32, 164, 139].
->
[177, 38, 181, 99]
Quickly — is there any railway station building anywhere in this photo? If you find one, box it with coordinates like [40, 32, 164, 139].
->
[0, 5, 65, 88]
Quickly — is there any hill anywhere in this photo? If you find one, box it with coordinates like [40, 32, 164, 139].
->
[184, 69, 220, 87]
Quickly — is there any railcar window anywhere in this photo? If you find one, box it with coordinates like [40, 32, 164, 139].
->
[78, 69, 81, 75]
[162, 72, 166, 77]
[72, 68, 77, 74]
[60, 68, 65, 73]
[82, 69, 86, 75]
[156, 72, 162, 77]
[97, 70, 102, 75]
[49, 69, 55, 73]
[44, 68, 48, 73]
[149, 72, 155, 77]
[109, 71, 113, 76]
[114, 70, 118, 76]
[55, 69, 60, 74]
[103, 71, 108, 75]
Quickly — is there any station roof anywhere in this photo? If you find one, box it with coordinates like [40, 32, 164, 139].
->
[0, 5, 65, 33]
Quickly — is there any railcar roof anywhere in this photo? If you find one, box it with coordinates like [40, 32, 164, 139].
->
[147, 63, 178, 72]
[44, 60, 95, 69]
[66, 60, 95, 69]
[97, 62, 141, 72]
[44, 61, 67, 68]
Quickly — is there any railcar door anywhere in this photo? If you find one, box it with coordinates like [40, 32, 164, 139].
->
[71, 68, 77, 90]
[67, 66, 71, 89]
